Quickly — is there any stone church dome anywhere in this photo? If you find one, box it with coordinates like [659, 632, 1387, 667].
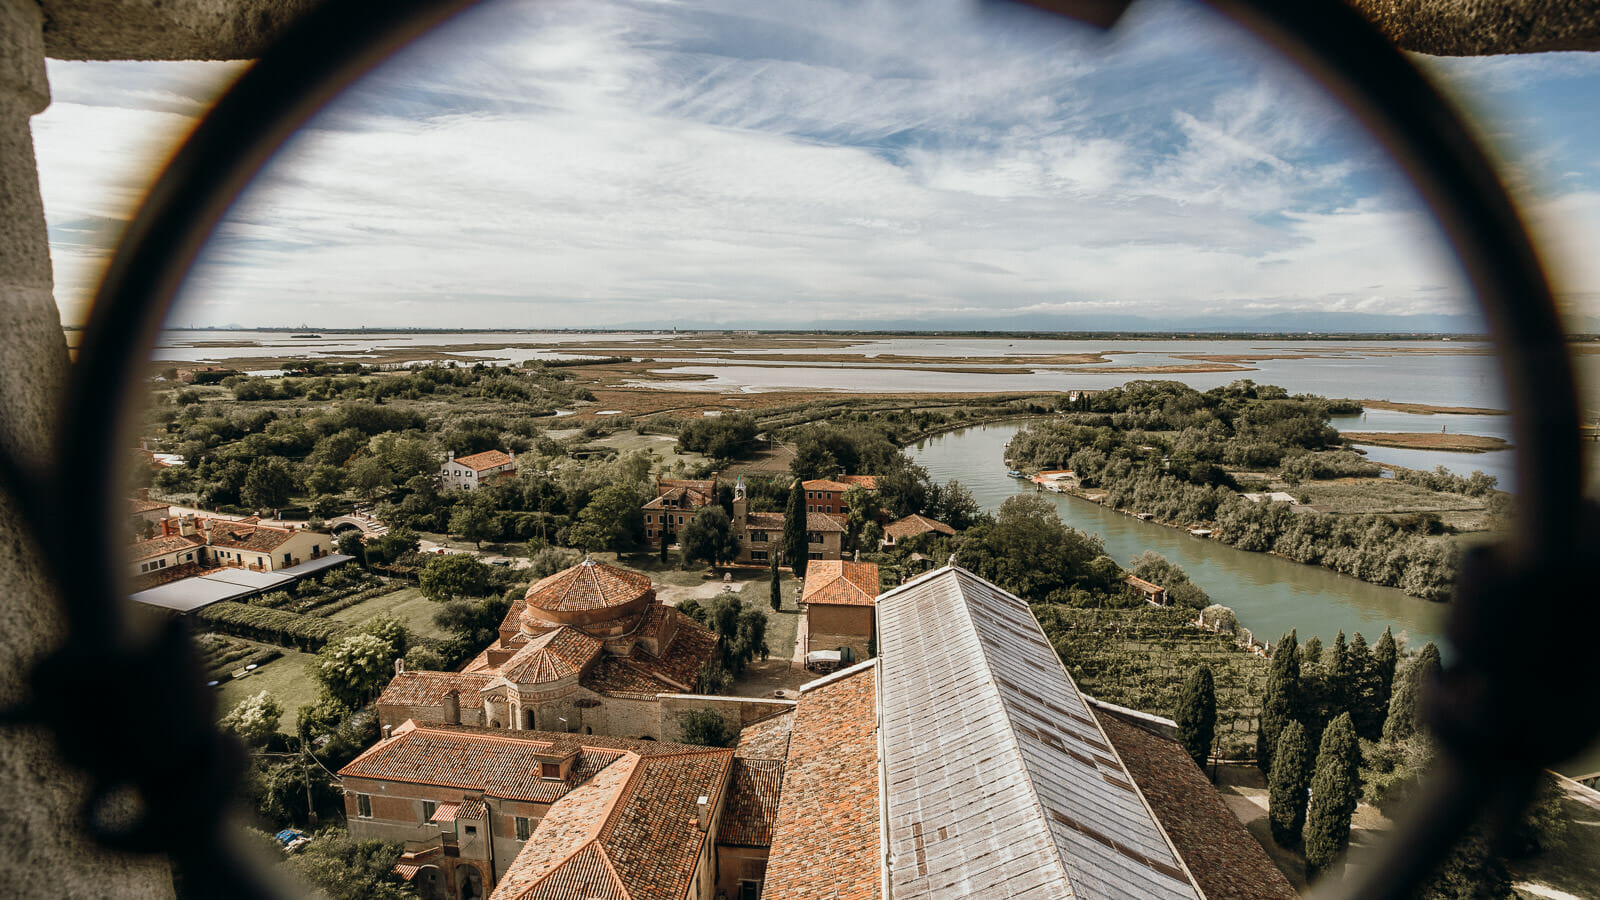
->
[521, 557, 654, 630]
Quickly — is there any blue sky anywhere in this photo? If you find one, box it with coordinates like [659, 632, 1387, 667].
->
[30, 0, 1600, 331]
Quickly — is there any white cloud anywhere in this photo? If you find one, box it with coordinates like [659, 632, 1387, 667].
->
[32, 0, 1599, 331]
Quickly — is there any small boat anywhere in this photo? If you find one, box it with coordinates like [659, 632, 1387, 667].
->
[1007, 470, 1023, 478]
[1188, 528, 1213, 537]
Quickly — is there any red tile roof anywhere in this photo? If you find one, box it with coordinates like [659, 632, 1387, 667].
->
[802, 479, 851, 492]
[130, 534, 202, 562]
[883, 514, 956, 541]
[500, 628, 603, 685]
[583, 616, 718, 697]
[339, 723, 706, 804]
[717, 758, 785, 847]
[454, 450, 515, 471]
[129, 497, 169, 515]
[734, 710, 794, 761]
[524, 559, 652, 614]
[763, 665, 880, 900]
[745, 512, 785, 530]
[801, 560, 880, 607]
[377, 671, 492, 710]
[657, 478, 714, 498]
[202, 519, 300, 553]
[839, 475, 878, 489]
[492, 748, 735, 900]
[1097, 712, 1298, 900]
[805, 511, 846, 533]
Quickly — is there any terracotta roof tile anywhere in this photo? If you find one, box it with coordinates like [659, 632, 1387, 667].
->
[717, 758, 785, 847]
[130, 534, 202, 562]
[129, 497, 169, 515]
[524, 560, 652, 614]
[492, 748, 735, 900]
[805, 511, 846, 533]
[340, 724, 706, 805]
[883, 514, 956, 541]
[746, 512, 785, 529]
[202, 519, 300, 553]
[629, 618, 718, 689]
[801, 560, 880, 607]
[734, 710, 794, 761]
[763, 665, 880, 900]
[657, 478, 715, 498]
[802, 479, 851, 492]
[601, 750, 733, 900]
[500, 628, 603, 685]
[1098, 712, 1297, 900]
[376, 672, 491, 710]
[454, 450, 515, 471]
[582, 657, 673, 698]
[839, 475, 878, 489]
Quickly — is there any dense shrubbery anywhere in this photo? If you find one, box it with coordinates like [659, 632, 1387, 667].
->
[677, 413, 760, 459]
[195, 602, 352, 651]
[1005, 380, 1468, 599]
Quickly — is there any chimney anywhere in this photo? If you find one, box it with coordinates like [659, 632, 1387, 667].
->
[443, 690, 461, 726]
[178, 515, 196, 537]
[696, 795, 710, 831]
[382, 725, 392, 739]
[394, 658, 406, 676]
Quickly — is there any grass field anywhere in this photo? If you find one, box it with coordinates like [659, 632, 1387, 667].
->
[325, 585, 453, 641]
[1296, 479, 1488, 515]
[212, 642, 320, 734]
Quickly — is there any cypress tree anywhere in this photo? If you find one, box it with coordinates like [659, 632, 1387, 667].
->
[1257, 630, 1300, 775]
[659, 532, 670, 564]
[1301, 635, 1323, 670]
[1383, 641, 1441, 743]
[1372, 627, 1398, 726]
[1304, 713, 1362, 878]
[1346, 632, 1381, 739]
[783, 479, 808, 579]
[1268, 720, 1312, 846]
[1328, 630, 1350, 718]
[768, 553, 782, 612]
[1175, 665, 1216, 773]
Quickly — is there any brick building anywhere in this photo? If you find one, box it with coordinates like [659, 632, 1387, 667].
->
[641, 477, 715, 548]
[729, 480, 844, 566]
[375, 559, 718, 741]
[340, 713, 793, 900]
[799, 559, 880, 659]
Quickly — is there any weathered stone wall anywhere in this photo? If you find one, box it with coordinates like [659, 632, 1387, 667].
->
[1345, 0, 1600, 55]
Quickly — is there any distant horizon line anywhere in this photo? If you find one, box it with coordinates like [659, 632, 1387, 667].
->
[58, 324, 1600, 341]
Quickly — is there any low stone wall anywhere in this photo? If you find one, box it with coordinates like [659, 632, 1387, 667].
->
[657, 694, 796, 744]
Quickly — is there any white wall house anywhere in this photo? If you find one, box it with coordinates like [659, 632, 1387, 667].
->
[440, 449, 516, 491]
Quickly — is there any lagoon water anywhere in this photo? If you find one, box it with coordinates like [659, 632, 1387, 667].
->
[908, 421, 1449, 652]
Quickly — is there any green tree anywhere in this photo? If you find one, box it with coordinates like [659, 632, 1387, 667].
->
[1304, 713, 1362, 878]
[1174, 665, 1216, 773]
[1383, 641, 1441, 742]
[220, 690, 283, 746]
[313, 633, 401, 709]
[569, 482, 644, 552]
[285, 832, 417, 900]
[1346, 631, 1382, 739]
[783, 480, 808, 579]
[1371, 627, 1399, 736]
[1257, 630, 1300, 775]
[677, 708, 736, 747]
[681, 506, 740, 566]
[448, 497, 496, 549]
[433, 594, 513, 649]
[769, 554, 782, 612]
[348, 456, 393, 500]
[954, 494, 1116, 602]
[242, 457, 296, 510]
[707, 593, 770, 678]
[418, 552, 494, 601]
[1128, 550, 1210, 608]
[1268, 720, 1312, 846]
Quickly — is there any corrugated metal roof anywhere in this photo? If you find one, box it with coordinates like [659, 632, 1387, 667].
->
[875, 566, 1201, 900]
